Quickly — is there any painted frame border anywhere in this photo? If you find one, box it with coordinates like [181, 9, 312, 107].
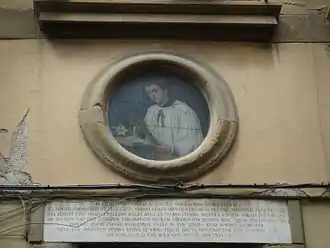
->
[78, 51, 238, 182]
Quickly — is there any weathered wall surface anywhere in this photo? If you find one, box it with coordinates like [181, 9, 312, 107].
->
[0, 200, 29, 248]
[1, 2, 330, 248]
[312, 44, 330, 182]
[302, 201, 330, 248]
[0, 40, 330, 185]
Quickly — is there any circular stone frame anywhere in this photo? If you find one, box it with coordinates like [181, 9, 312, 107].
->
[79, 52, 238, 182]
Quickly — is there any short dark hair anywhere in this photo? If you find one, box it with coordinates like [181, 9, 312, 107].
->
[144, 77, 169, 91]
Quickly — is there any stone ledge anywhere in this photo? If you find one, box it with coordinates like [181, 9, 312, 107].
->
[35, 0, 281, 41]
[1, 11, 330, 42]
[263, 245, 305, 248]
[31, 243, 77, 248]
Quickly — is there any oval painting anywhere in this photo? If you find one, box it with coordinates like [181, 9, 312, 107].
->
[107, 71, 210, 161]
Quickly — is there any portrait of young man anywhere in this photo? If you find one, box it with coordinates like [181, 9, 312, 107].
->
[109, 75, 209, 161]
[143, 80, 204, 158]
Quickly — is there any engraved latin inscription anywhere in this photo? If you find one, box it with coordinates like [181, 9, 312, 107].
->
[44, 199, 292, 243]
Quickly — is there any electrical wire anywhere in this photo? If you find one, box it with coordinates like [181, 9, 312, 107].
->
[1, 184, 329, 203]
[0, 196, 56, 238]
[0, 204, 26, 217]
[0, 182, 329, 191]
[0, 197, 50, 218]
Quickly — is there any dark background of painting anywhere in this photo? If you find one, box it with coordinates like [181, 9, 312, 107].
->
[107, 72, 210, 137]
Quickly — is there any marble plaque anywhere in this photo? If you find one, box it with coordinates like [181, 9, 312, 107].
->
[43, 199, 292, 243]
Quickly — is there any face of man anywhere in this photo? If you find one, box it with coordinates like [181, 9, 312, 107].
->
[145, 84, 169, 106]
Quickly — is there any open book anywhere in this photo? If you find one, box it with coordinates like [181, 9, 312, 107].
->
[115, 136, 155, 148]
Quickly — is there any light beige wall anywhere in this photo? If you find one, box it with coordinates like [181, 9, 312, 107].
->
[312, 44, 330, 180]
[0, 40, 329, 185]
[302, 201, 330, 248]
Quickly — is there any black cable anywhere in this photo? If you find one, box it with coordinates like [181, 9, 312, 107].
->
[1, 186, 329, 201]
[0, 197, 58, 228]
[0, 183, 329, 191]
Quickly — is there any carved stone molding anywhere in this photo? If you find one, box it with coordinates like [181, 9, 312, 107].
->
[79, 51, 238, 182]
[34, 0, 281, 41]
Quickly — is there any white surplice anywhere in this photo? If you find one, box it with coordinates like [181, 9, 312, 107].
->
[144, 100, 204, 157]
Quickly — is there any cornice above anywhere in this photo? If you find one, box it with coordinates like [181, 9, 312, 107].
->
[33, 0, 282, 41]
